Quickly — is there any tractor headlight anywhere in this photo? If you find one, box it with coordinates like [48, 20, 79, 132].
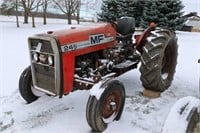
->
[48, 55, 53, 65]
[33, 53, 39, 62]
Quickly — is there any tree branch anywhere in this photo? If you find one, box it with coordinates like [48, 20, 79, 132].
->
[53, 0, 68, 14]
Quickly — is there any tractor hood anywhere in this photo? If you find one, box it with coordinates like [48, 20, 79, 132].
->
[48, 23, 116, 46]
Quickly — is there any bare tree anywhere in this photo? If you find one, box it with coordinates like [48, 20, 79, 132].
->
[20, 0, 42, 24]
[15, 0, 19, 27]
[42, 0, 50, 25]
[53, 0, 81, 24]
[73, 0, 81, 24]
[20, 0, 30, 23]
[30, 0, 42, 27]
[0, 0, 15, 15]
[0, 0, 19, 27]
[81, 0, 100, 22]
[1, 0, 48, 27]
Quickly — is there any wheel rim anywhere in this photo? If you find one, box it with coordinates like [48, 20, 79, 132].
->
[101, 90, 122, 123]
[161, 44, 175, 80]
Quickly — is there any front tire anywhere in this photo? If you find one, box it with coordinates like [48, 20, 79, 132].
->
[19, 66, 38, 103]
[86, 80, 125, 132]
[140, 28, 178, 92]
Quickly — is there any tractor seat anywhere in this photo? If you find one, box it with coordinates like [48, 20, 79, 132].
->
[116, 17, 135, 42]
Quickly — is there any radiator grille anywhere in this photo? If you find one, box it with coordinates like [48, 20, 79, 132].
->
[34, 63, 56, 94]
[29, 38, 57, 95]
[30, 39, 53, 54]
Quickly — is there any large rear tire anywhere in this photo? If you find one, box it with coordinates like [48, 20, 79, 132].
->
[86, 80, 125, 132]
[19, 66, 38, 103]
[140, 28, 178, 92]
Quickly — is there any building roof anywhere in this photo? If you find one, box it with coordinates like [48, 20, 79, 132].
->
[185, 16, 200, 27]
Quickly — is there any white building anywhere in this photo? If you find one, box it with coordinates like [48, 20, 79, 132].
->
[184, 15, 200, 32]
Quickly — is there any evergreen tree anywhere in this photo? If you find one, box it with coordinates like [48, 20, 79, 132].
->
[140, 1, 160, 28]
[117, 0, 127, 17]
[141, 0, 185, 30]
[164, 0, 185, 30]
[98, 0, 121, 22]
[98, 0, 145, 26]
[126, 0, 145, 27]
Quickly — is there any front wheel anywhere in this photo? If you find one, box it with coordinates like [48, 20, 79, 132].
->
[19, 66, 38, 103]
[86, 80, 125, 132]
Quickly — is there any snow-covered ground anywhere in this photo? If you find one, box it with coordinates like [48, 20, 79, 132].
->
[0, 16, 200, 133]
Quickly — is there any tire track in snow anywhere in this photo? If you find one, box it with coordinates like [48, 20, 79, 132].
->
[0, 111, 14, 132]
[22, 103, 73, 129]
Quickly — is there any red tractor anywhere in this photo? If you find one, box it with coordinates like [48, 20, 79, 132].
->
[19, 17, 178, 132]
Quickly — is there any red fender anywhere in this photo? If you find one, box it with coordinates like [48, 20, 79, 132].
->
[135, 23, 156, 52]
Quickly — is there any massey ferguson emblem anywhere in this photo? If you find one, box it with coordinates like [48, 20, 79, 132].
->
[90, 34, 104, 45]
[61, 34, 114, 52]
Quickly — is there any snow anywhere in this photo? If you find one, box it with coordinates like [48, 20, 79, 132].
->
[161, 73, 169, 80]
[90, 81, 105, 100]
[0, 15, 200, 133]
[162, 96, 200, 133]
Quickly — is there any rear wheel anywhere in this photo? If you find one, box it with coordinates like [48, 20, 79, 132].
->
[140, 28, 178, 92]
[19, 66, 38, 103]
[86, 80, 125, 132]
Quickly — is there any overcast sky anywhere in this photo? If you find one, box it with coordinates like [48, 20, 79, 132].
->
[0, 0, 199, 16]
[181, 0, 200, 15]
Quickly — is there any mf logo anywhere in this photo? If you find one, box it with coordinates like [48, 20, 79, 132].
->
[90, 34, 104, 45]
